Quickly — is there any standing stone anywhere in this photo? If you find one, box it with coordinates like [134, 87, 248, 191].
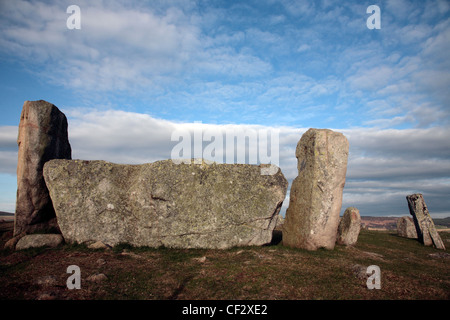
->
[283, 128, 349, 250]
[396, 216, 418, 239]
[43, 159, 288, 249]
[336, 207, 361, 246]
[406, 194, 445, 250]
[14, 100, 71, 236]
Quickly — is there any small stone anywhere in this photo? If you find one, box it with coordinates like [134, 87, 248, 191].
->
[192, 256, 207, 263]
[86, 273, 108, 282]
[15, 234, 63, 250]
[87, 241, 111, 250]
[396, 216, 418, 239]
[336, 207, 361, 246]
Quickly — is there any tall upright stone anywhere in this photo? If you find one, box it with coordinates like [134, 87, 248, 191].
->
[14, 100, 71, 236]
[283, 128, 349, 250]
[406, 194, 445, 250]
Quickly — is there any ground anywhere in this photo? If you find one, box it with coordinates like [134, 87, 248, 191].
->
[0, 225, 449, 300]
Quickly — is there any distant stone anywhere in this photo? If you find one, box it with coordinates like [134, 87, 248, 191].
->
[336, 207, 361, 246]
[15, 234, 63, 250]
[283, 128, 349, 250]
[43, 159, 288, 249]
[406, 194, 445, 250]
[396, 216, 418, 239]
[14, 100, 71, 236]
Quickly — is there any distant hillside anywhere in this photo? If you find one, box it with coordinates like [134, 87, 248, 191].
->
[434, 217, 450, 227]
[360, 216, 398, 230]
[360, 216, 450, 230]
[0, 212, 14, 223]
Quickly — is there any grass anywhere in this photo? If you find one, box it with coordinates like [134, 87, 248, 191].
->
[0, 229, 449, 300]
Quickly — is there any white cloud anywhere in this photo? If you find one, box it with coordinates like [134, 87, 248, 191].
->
[0, 0, 273, 95]
[0, 151, 17, 175]
[297, 44, 311, 53]
[279, 0, 315, 17]
[1, 0, 448, 130]
[0, 126, 17, 147]
[0, 126, 18, 174]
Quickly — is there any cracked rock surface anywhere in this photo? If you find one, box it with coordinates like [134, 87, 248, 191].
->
[43, 159, 287, 249]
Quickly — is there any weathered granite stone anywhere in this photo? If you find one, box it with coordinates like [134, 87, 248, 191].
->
[283, 128, 349, 250]
[406, 194, 445, 250]
[14, 100, 71, 236]
[336, 207, 361, 246]
[43, 159, 288, 249]
[396, 216, 418, 239]
[15, 234, 64, 250]
[274, 214, 284, 228]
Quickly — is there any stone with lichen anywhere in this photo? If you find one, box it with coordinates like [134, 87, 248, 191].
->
[43, 159, 287, 249]
[283, 128, 349, 251]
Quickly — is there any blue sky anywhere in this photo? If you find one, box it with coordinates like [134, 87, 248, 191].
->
[1, 0, 449, 217]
